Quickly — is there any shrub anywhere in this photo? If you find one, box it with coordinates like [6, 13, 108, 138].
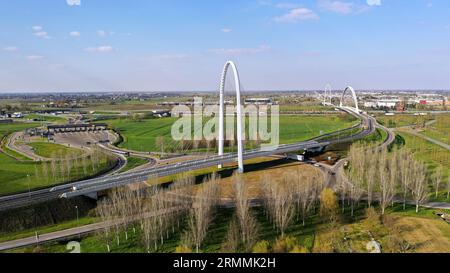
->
[175, 245, 193, 253]
[272, 236, 297, 253]
[252, 241, 270, 253]
[289, 246, 310, 253]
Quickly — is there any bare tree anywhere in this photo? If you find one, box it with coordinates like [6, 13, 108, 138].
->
[411, 161, 428, 213]
[96, 200, 113, 252]
[263, 173, 295, 237]
[378, 148, 395, 215]
[399, 149, 414, 210]
[336, 171, 348, 213]
[365, 151, 377, 208]
[233, 172, 258, 251]
[186, 174, 219, 253]
[155, 136, 165, 155]
[447, 176, 450, 200]
[433, 166, 443, 198]
[293, 169, 316, 226]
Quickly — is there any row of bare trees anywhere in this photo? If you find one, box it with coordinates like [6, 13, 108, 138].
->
[96, 175, 195, 253]
[35, 147, 114, 184]
[341, 143, 445, 214]
[96, 173, 225, 253]
[262, 169, 325, 237]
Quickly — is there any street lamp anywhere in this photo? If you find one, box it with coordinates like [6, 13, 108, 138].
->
[75, 205, 80, 240]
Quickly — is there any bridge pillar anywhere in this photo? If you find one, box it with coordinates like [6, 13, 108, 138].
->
[218, 61, 244, 173]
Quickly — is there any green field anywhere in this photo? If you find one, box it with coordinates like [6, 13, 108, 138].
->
[105, 114, 358, 153]
[25, 114, 67, 124]
[279, 104, 335, 112]
[422, 115, 450, 145]
[0, 151, 116, 195]
[376, 114, 433, 128]
[27, 142, 84, 159]
[398, 131, 450, 201]
[0, 122, 39, 138]
[0, 122, 117, 195]
[119, 156, 150, 173]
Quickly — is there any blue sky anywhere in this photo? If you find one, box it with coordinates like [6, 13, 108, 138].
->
[0, 0, 450, 92]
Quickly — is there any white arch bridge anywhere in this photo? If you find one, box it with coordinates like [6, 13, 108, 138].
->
[0, 61, 372, 210]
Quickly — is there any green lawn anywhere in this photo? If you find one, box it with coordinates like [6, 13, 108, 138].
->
[376, 114, 433, 128]
[398, 131, 450, 201]
[106, 114, 358, 153]
[27, 142, 84, 159]
[119, 156, 150, 173]
[0, 151, 116, 195]
[25, 114, 67, 124]
[422, 114, 450, 145]
[0, 122, 119, 195]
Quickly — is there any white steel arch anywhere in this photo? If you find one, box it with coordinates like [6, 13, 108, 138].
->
[340, 86, 360, 113]
[218, 61, 244, 173]
[324, 84, 332, 104]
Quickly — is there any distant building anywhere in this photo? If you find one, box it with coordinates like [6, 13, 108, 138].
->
[151, 110, 171, 118]
[244, 98, 273, 105]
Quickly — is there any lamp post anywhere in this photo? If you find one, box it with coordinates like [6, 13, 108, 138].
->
[75, 205, 80, 240]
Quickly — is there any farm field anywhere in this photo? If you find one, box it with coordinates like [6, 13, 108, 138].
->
[105, 114, 358, 153]
[422, 114, 450, 145]
[376, 114, 434, 128]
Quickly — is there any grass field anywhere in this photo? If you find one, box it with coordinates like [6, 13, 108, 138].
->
[25, 114, 67, 124]
[0, 122, 119, 195]
[279, 104, 335, 112]
[0, 151, 116, 195]
[27, 142, 84, 159]
[376, 114, 433, 128]
[119, 156, 150, 173]
[397, 131, 450, 201]
[105, 114, 358, 153]
[422, 114, 450, 145]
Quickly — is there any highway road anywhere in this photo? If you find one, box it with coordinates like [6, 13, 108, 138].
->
[0, 107, 374, 212]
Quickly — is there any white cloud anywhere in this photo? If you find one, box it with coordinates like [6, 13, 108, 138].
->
[34, 31, 50, 39]
[319, 0, 354, 14]
[26, 55, 44, 60]
[367, 0, 381, 6]
[66, 0, 81, 6]
[97, 30, 107, 37]
[221, 28, 232, 33]
[275, 8, 319, 22]
[70, 31, 81, 37]
[3, 46, 18, 52]
[32, 26, 43, 31]
[85, 46, 114, 53]
[32, 26, 50, 39]
[209, 45, 271, 55]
